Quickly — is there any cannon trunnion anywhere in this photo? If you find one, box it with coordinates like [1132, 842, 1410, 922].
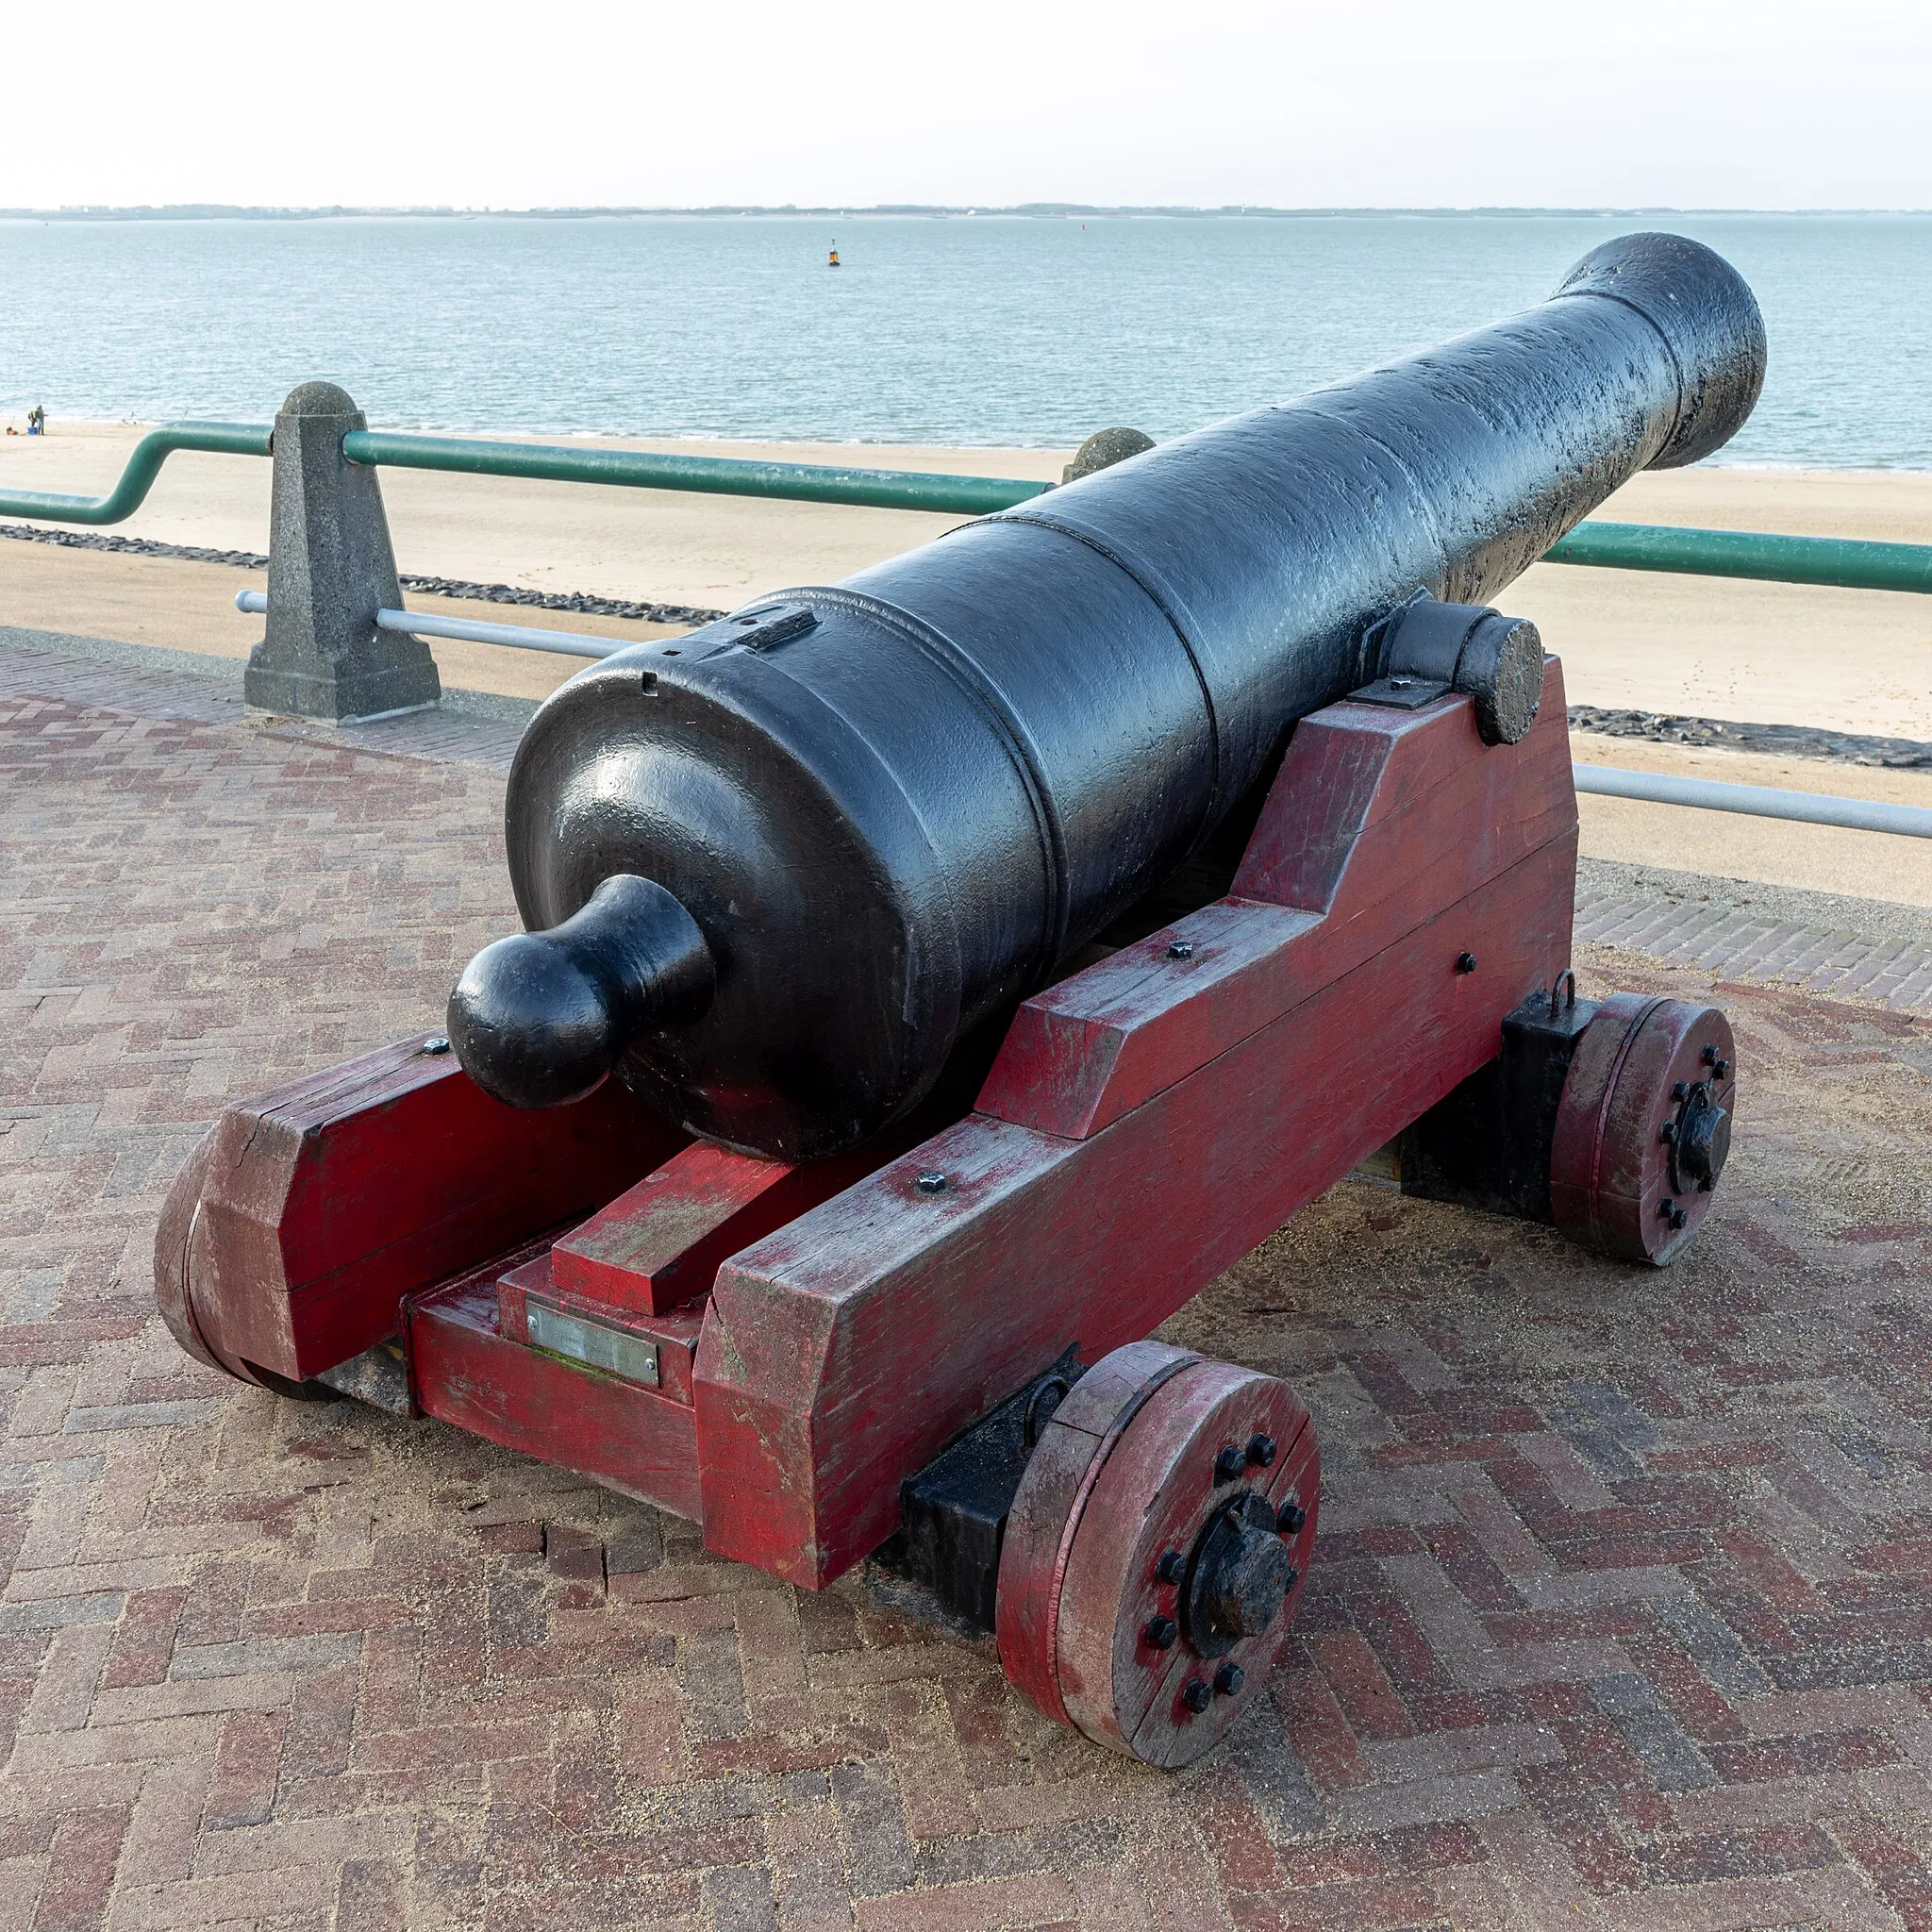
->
[156, 234, 1764, 1769]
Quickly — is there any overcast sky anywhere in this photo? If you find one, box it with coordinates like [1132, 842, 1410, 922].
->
[8, 1, 1931, 211]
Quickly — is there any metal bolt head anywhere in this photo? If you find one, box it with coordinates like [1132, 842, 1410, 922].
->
[1166, 939, 1194, 960]
[1658, 1196, 1675, 1221]
[1713, 1057, 1731, 1079]
[915, 1170, 949, 1194]
[1180, 1678, 1212, 1714]
[1277, 1500, 1307, 1535]
[1246, 1432, 1277, 1469]
[1659, 1121, 1677, 1144]
[1213, 1661, 1245, 1697]
[1144, 1615, 1178, 1651]
[1455, 952, 1478, 974]
[421, 1036, 451, 1056]
[1672, 1080, 1689, 1101]
[1670, 1207, 1689, 1230]
[1156, 1549, 1186, 1586]
[1213, 1443, 1246, 1483]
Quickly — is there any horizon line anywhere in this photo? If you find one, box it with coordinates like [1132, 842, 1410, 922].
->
[5, 201, 1932, 222]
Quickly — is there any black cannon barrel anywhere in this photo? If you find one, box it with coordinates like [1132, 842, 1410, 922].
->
[450, 231, 1766, 1158]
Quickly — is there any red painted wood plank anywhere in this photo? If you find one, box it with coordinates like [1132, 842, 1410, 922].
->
[187, 1035, 689, 1382]
[498, 1254, 706, 1405]
[978, 673, 1576, 1141]
[1234, 679, 1574, 922]
[408, 1262, 703, 1520]
[551, 1106, 983, 1316]
[1234, 667, 1570, 908]
[696, 833, 1574, 1586]
[552, 1141, 800, 1314]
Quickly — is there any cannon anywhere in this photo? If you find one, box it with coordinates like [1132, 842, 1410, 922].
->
[158, 233, 1761, 1769]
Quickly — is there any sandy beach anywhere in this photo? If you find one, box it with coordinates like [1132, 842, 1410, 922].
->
[4, 421, 1931, 904]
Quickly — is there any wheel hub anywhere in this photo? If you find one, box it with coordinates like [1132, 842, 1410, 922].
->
[1185, 1491, 1295, 1657]
[1669, 1078, 1731, 1192]
[1550, 995, 1739, 1264]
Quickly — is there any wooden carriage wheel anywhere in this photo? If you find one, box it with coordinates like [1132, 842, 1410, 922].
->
[995, 1341, 1320, 1768]
[1550, 993, 1737, 1265]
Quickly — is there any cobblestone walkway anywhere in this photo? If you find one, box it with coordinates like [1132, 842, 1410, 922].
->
[4, 673, 1931, 1930]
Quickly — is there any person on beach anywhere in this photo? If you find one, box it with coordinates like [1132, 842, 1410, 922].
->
[26, 405, 45, 436]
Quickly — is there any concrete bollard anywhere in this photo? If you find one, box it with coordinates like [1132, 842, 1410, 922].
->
[1062, 426, 1155, 485]
[243, 381, 440, 721]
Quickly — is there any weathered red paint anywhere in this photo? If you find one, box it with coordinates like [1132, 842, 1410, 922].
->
[1049, 1358, 1317, 1767]
[551, 1141, 800, 1313]
[994, 1341, 1203, 1728]
[1550, 995, 1737, 1264]
[694, 685, 1578, 1586]
[407, 1256, 703, 1519]
[979, 671, 1575, 1140]
[167, 675, 1592, 1621]
[166, 1035, 687, 1384]
[497, 1253, 707, 1406]
[550, 1109, 981, 1315]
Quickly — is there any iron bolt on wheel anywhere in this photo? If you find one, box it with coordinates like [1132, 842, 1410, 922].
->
[995, 1341, 1321, 1769]
[1549, 993, 1737, 1265]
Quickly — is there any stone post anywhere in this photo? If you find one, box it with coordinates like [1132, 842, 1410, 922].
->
[243, 381, 440, 721]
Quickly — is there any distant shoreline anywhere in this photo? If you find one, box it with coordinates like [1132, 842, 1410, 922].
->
[6, 204, 1932, 224]
[9, 420, 1930, 471]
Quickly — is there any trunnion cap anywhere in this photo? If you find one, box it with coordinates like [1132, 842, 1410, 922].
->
[1369, 594, 1544, 745]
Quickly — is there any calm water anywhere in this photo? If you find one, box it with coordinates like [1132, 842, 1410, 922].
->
[2, 214, 1928, 465]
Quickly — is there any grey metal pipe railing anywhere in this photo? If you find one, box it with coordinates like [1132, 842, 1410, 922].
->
[1572, 763, 1932, 839]
[234, 589, 620, 659]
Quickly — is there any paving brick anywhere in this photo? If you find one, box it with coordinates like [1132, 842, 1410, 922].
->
[31, 1804, 129, 1932]
[198, 1708, 286, 1832]
[854, 1872, 1075, 1932]
[21, 1626, 111, 1734]
[6, 658, 1932, 1926]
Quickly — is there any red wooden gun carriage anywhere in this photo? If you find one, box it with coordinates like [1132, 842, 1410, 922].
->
[158, 234, 1758, 1768]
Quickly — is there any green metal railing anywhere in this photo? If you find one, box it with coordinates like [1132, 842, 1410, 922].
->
[0, 422, 271, 525]
[4, 418, 1932, 594]
[1540, 520, 1932, 595]
[340, 430, 1049, 516]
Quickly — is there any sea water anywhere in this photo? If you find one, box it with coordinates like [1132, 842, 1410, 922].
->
[1, 212, 1927, 466]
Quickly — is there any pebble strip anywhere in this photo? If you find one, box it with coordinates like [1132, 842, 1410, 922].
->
[0, 518, 726, 625]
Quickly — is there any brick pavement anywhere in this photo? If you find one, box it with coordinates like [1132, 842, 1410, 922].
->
[4, 664, 1932, 1931]
[1576, 890, 1932, 1016]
